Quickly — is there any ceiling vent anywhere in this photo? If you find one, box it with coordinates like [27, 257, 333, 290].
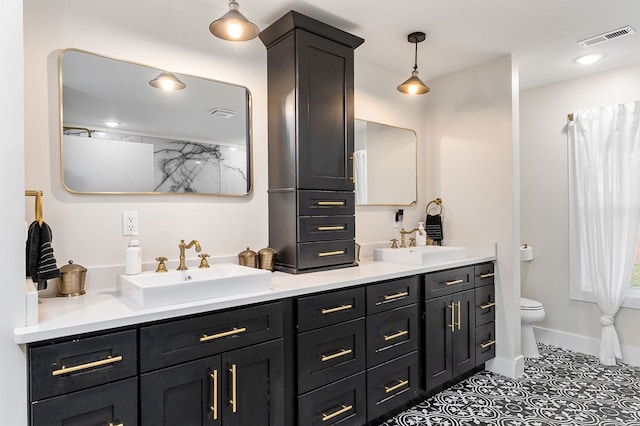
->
[578, 26, 636, 47]
[209, 108, 236, 118]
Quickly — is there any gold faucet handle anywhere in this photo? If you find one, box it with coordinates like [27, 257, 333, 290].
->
[155, 256, 168, 273]
[198, 253, 211, 269]
[409, 238, 416, 247]
[390, 239, 399, 249]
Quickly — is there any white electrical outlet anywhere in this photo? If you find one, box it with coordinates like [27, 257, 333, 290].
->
[122, 211, 139, 236]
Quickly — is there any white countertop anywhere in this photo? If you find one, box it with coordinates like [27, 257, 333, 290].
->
[15, 252, 495, 344]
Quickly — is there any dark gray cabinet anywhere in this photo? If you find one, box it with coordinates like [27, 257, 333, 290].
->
[260, 11, 364, 274]
[424, 264, 496, 392]
[141, 339, 284, 426]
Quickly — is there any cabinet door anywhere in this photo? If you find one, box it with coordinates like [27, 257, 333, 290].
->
[31, 377, 137, 426]
[221, 339, 285, 426]
[141, 356, 221, 426]
[451, 290, 476, 377]
[425, 296, 453, 391]
[296, 29, 354, 191]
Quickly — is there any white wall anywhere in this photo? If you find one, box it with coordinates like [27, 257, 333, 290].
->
[1, 0, 28, 423]
[520, 63, 640, 362]
[424, 56, 522, 377]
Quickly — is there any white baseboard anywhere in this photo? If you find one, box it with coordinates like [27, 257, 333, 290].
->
[535, 325, 640, 367]
[485, 355, 525, 379]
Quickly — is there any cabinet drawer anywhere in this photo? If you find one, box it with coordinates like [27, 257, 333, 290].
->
[298, 371, 366, 426]
[366, 305, 419, 367]
[424, 266, 474, 299]
[476, 322, 496, 365]
[299, 216, 355, 242]
[29, 329, 137, 401]
[140, 302, 283, 372]
[475, 285, 496, 326]
[366, 352, 419, 423]
[298, 240, 356, 270]
[31, 377, 137, 426]
[298, 287, 365, 332]
[366, 276, 418, 315]
[298, 318, 366, 394]
[298, 190, 355, 216]
[475, 262, 495, 287]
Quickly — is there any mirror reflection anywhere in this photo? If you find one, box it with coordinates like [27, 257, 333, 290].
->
[354, 119, 417, 206]
[60, 49, 252, 195]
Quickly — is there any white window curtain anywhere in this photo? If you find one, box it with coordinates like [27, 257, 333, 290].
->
[568, 101, 640, 365]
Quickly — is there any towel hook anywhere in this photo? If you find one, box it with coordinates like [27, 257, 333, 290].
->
[25, 190, 44, 226]
[426, 197, 443, 216]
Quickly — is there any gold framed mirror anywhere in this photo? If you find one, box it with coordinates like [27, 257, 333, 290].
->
[59, 49, 252, 195]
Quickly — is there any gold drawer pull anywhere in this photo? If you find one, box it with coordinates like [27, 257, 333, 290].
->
[448, 303, 455, 332]
[317, 201, 346, 206]
[200, 327, 247, 343]
[383, 330, 409, 341]
[445, 279, 464, 286]
[318, 250, 345, 257]
[322, 404, 353, 422]
[229, 364, 237, 413]
[479, 272, 495, 279]
[480, 339, 496, 349]
[321, 348, 352, 362]
[317, 225, 346, 231]
[384, 379, 409, 394]
[210, 370, 218, 420]
[321, 304, 353, 315]
[52, 355, 123, 376]
[109, 423, 124, 426]
[480, 302, 496, 310]
[383, 291, 409, 301]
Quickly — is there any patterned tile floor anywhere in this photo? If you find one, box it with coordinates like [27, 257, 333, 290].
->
[382, 344, 640, 426]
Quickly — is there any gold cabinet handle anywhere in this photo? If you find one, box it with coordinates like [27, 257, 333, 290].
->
[210, 370, 218, 420]
[456, 301, 462, 330]
[383, 291, 409, 301]
[321, 304, 353, 315]
[480, 272, 495, 279]
[351, 155, 356, 183]
[383, 330, 409, 341]
[229, 364, 237, 413]
[109, 423, 124, 426]
[317, 225, 346, 231]
[480, 339, 496, 349]
[200, 327, 247, 343]
[322, 404, 353, 422]
[384, 379, 409, 394]
[480, 302, 496, 310]
[321, 348, 352, 362]
[445, 279, 464, 286]
[317, 201, 345, 206]
[318, 250, 345, 257]
[52, 355, 123, 376]
[448, 303, 455, 332]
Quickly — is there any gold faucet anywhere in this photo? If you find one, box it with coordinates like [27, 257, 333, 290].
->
[177, 239, 201, 270]
[399, 228, 423, 248]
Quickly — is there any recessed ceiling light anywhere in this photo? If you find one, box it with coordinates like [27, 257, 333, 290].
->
[574, 53, 604, 65]
[103, 120, 121, 127]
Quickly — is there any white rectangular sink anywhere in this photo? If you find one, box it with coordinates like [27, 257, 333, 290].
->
[373, 245, 467, 266]
[117, 263, 272, 308]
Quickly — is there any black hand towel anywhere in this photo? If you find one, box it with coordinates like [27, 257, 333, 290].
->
[26, 221, 61, 290]
[425, 214, 443, 243]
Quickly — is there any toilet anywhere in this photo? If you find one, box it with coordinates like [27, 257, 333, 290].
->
[521, 297, 545, 358]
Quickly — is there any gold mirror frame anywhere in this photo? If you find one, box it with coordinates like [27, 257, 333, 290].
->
[354, 119, 418, 206]
[58, 48, 253, 196]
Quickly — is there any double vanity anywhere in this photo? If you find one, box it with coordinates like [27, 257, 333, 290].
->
[17, 246, 496, 426]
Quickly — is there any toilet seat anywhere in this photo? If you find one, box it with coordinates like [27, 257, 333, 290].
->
[521, 297, 543, 311]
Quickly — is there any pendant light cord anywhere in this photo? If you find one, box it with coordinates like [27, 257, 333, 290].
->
[413, 41, 419, 72]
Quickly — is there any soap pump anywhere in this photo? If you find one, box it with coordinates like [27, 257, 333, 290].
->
[416, 222, 427, 246]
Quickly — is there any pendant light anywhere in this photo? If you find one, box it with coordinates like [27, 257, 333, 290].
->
[209, 0, 259, 42]
[149, 71, 186, 91]
[397, 32, 430, 95]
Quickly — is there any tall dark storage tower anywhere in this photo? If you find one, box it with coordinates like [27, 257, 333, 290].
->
[260, 11, 364, 274]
